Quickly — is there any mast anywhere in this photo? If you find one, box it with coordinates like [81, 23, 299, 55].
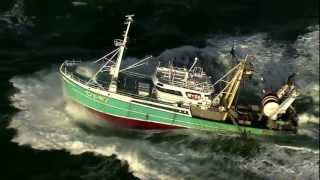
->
[221, 55, 250, 120]
[109, 15, 134, 92]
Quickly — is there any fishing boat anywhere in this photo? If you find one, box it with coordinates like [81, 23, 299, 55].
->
[60, 15, 299, 136]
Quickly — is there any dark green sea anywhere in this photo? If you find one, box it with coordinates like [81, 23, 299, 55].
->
[0, 0, 319, 179]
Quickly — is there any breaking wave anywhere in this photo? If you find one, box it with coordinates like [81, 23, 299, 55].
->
[0, 0, 33, 32]
[9, 28, 319, 179]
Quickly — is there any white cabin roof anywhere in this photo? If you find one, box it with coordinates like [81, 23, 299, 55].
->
[153, 66, 214, 94]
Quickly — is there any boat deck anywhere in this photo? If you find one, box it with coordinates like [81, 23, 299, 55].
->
[60, 61, 184, 108]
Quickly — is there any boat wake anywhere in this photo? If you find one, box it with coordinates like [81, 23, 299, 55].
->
[9, 28, 319, 179]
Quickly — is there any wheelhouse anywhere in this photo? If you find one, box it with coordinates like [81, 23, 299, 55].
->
[152, 60, 214, 108]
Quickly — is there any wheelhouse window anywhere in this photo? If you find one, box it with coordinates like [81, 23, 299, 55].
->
[156, 86, 183, 96]
[186, 92, 201, 100]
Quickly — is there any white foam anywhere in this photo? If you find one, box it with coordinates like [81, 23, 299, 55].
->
[244, 144, 319, 180]
[72, 1, 88, 7]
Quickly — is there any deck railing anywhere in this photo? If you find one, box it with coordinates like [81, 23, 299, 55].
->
[157, 75, 214, 93]
[60, 61, 109, 91]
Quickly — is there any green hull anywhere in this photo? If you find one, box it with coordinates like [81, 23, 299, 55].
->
[61, 73, 287, 136]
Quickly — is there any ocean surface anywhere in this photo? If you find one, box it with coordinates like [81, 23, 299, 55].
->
[0, 1, 319, 180]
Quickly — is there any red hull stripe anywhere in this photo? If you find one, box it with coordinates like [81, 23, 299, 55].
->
[87, 106, 183, 130]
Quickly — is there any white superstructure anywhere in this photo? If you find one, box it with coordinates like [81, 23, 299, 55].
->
[152, 59, 214, 109]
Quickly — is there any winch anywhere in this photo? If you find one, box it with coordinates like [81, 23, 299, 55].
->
[262, 74, 299, 121]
